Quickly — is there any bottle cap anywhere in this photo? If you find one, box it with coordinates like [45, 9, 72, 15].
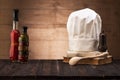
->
[23, 26, 28, 29]
[23, 26, 28, 33]
[13, 9, 19, 21]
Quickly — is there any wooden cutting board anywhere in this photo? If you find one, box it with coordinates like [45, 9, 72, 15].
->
[63, 55, 112, 65]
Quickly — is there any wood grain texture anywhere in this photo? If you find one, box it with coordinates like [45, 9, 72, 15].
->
[0, 0, 120, 59]
[0, 60, 120, 79]
[19, 10, 56, 25]
[28, 40, 68, 59]
[0, 0, 55, 9]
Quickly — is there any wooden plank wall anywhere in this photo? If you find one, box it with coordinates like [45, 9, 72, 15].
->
[0, 0, 120, 59]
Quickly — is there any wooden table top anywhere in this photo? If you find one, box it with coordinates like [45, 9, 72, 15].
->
[0, 59, 120, 79]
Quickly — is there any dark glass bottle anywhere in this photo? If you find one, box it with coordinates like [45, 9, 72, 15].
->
[18, 26, 29, 63]
[10, 9, 20, 62]
[98, 30, 107, 52]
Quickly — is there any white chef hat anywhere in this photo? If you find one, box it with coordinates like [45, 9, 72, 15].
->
[67, 8, 102, 51]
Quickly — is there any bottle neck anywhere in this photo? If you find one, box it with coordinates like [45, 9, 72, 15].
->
[13, 21, 18, 30]
[22, 27, 28, 34]
[23, 30, 27, 34]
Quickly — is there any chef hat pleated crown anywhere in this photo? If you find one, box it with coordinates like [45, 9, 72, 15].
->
[67, 8, 102, 51]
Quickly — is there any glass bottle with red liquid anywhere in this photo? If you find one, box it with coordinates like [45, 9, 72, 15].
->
[18, 26, 29, 63]
[10, 9, 20, 62]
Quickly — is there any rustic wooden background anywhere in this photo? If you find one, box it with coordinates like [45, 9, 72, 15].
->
[0, 0, 120, 59]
